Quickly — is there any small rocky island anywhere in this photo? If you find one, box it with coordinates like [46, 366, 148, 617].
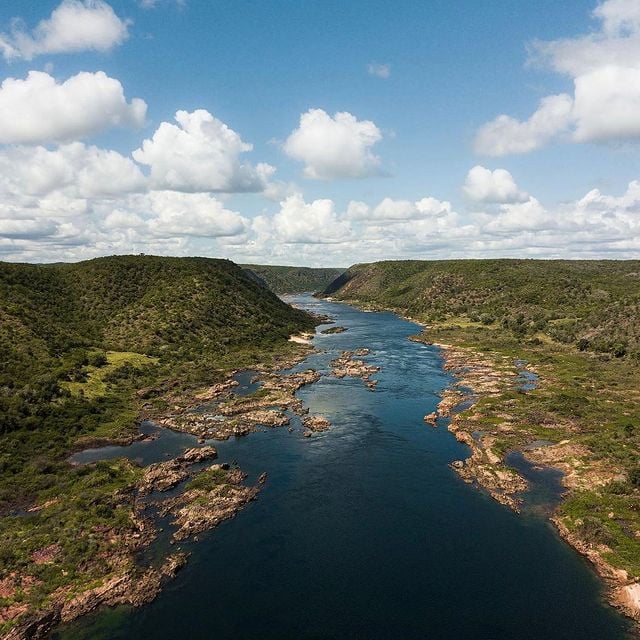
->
[331, 349, 380, 390]
[321, 326, 348, 334]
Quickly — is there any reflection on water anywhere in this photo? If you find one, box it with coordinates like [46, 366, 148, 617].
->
[56, 296, 631, 640]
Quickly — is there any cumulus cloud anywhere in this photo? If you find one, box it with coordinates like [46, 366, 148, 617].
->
[572, 65, 640, 142]
[477, 0, 640, 154]
[5, 173, 640, 263]
[283, 109, 383, 179]
[0, 0, 129, 61]
[0, 71, 146, 145]
[463, 165, 528, 203]
[530, 0, 640, 75]
[0, 143, 145, 201]
[133, 110, 273, 193]
[348, 196, 453, 223]
[268, 194, 353, 243]
[367, 63, 391, 78]
[474, 94, 573, 156]
[146, 191, 248, 238]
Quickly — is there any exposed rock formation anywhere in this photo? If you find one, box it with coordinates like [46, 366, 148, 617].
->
[303, 415, 331, 432]
[331, 350, 380, 389]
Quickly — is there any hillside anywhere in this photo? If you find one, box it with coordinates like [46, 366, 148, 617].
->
[0, 256, 315, 634]
[242, 264, 344, 294]
[324, 259, 640, 357]
[1, 254, 315, 451]
[323, 259, 640, 613]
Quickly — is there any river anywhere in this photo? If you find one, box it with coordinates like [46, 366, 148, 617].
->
[55, 295, 632, 640]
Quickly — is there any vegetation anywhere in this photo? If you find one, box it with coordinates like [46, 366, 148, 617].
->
[323, 259, 640, 581]
[324, 259, 640, 357]
[243, 264, 344, 294]
[0, 255, 315, 631]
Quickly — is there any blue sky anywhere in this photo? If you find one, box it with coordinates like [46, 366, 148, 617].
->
[0, 0, 639, 265]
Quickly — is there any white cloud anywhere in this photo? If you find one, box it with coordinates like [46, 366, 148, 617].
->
[0, 143, 146, 200]
[348, 195, 454, 223]
[0, 71, 146, 145]
[572, 65, 640, 142]
[269, 194, 353, 243]
[133, 109, 273, 193]
[0, 218, 58, 240]
[283, 109, 383, 179]
[474, 197, 555, 234]
[530, 0, 640, 76]
[0, 0, 129, 61]
[463, 165, 528, 203]
[367, 63, 391, 79]
[146, 191, 248, 238]
[5, 175, 640, 263]
[595, 0, 640, 36]
[478, 0, 640, 154]
[474, 94, 573, 156]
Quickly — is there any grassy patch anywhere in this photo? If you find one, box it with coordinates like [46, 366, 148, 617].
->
[61, 351, 159, 399]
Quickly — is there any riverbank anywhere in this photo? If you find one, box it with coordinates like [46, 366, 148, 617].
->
[324, 295, 640, 630]
[0, 336, 322, 640]
[41, 294, 634, 640]
[414, 331, 640, 628]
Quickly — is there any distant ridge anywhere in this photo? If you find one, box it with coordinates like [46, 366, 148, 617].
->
[322, 259, 640, 357]
[242, 264, 344, 294]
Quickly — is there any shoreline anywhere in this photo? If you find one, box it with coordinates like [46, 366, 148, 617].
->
[2, 337, 321, 640]
[327, 296, 640, 631]
[427, 340, 640, 629]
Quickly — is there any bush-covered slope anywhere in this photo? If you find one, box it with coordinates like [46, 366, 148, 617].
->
[243, 264, 344, 294]
[1, 256, 314, 386]
[324, 259, 640, 600]
[324, 259, 640, 357]
[0, 256, 315, 632]
[0, 255, 314, 501]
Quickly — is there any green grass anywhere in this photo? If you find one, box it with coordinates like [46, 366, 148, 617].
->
[186, 467, 229, 491]
[62, 351, 159, 399]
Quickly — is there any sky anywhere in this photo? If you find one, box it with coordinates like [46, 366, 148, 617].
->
[1, 0, 640, 266]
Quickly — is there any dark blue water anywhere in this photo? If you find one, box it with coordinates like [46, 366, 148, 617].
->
[55, 296, 632, 640]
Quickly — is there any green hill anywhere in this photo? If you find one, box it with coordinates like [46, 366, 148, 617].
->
[323, 259, 640, 592]
[242, 264, 344, 294]
[324, 259, 640, 356]
[0, 254, 314, 509]
[0, 256, 316, 633]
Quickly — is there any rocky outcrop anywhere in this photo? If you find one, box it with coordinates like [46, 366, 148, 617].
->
[423, 412, 437, 426]
[138, 446, 218, 495]
[552, 516, 640, 622]
[303, 415, 331, 432]
[193, 379, 239, 401]
[3, 607, 61, 640]
[156, 369, 321, 441]
[163, 467, 266, 541]
[429, 343, 528, 511]
[331, 350, 380, 390]
[59, 553, 187, 623]
[3, 555, 188, 640]
[321, 326, 347, 334]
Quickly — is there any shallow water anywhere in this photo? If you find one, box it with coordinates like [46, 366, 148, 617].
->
[56, 296, 632, 640]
